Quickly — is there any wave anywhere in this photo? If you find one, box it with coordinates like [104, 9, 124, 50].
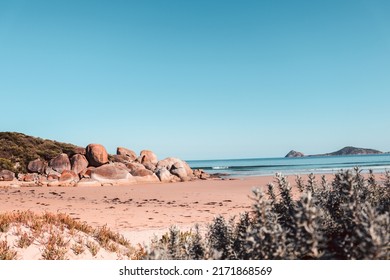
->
[212, 166, 230, 170]
[196, 161, 390, 171]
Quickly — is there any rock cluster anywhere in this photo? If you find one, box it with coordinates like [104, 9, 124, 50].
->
[1, 143, 211, 187]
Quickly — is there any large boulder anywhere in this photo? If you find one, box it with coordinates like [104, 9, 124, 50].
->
[86, 144, 109, 167]
[117, 147, 137, 161]
[156, 157, 194, 181]
[139, 150, 158, 166]
[90, 164, 132, 182]
[49, 153, 71, 173]
[71, 154, 89, 175]
[0, 170, 15, 181]
[27, 159, 46, 174]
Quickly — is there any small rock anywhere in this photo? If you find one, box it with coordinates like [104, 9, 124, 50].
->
[0, 170, 15, 181]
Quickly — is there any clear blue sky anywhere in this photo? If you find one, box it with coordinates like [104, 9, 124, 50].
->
[1, 0, 389, 160]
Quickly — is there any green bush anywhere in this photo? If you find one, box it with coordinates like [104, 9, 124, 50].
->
[0, 132, 81, 173]
[147, 169, 389, 260]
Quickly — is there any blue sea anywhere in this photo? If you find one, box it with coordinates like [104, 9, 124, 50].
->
[187, 154, 390, 177]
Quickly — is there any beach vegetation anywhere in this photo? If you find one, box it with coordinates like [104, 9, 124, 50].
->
[0, 211, 140, 260]
[0, 132, 81, 174]
[146, 169, 389, 260]
[0, 240, 18, 260]
[86, 241, 100, 257]
[71, 243, 85, 255]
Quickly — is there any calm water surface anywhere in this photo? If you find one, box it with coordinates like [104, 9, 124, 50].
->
[187, 154, 390, 177]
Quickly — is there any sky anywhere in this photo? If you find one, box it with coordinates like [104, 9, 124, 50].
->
[0, 0, 389, 160]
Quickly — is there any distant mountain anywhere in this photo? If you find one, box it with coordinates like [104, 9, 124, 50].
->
[285, 150, 305, 158]
[285, 146, 383, 158]
[317, 146, 382, 156]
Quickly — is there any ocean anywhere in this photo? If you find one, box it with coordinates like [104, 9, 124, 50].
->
[187, 154, 390, 177]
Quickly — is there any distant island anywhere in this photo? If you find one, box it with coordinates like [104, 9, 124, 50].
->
[285, 146, 383, 158]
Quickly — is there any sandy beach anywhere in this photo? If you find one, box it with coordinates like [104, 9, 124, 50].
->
[0, 174, 336, 246]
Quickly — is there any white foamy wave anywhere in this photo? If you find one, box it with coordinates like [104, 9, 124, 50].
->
[212, 166, 230, 170]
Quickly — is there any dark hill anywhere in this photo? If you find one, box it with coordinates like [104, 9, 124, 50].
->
[318, 146, 382, 156]
[0, 132, 82, 173]
[285, 146, 383, 158]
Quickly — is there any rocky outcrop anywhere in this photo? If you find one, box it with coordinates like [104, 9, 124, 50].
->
[0, 135, 211, 186]
[90, 164, 132, 182]
[285, 150, 305, 158]
[49, 153, 71, 173]
[27, 159, 46, 174]
[0, 170, 15, 181]
[86, 144, 109, 167]
[71, 154, 89, 175]
[117, 147, 137, 161]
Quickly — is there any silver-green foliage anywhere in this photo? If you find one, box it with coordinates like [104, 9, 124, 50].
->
[147, 169, 389, 260]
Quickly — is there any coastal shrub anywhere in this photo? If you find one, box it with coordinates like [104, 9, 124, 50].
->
[0, 132, 81, 173]
[146, 169, 389, 260]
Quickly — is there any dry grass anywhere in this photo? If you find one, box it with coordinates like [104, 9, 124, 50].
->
[0, 240, 18, 260]
[86, 241, 100, 257]
[0, 211, 143, 260]
[71, 243, 85, 256]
